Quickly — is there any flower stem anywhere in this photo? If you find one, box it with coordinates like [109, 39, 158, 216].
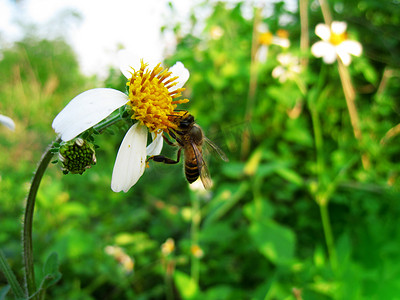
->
[337, 61, 370, 169]
[318, 198, 338, 270]
[317, 0, 332, 26]
[241, 7, 262, 160]
[318, 0, 370, 170]
[299, 0, 309, 68]
[23, 138, 61, 299]
[190, 192, 200, 285]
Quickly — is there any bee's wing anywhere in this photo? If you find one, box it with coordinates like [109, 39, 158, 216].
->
[191, 142, 213, 190]
[204, 136, 229, 162]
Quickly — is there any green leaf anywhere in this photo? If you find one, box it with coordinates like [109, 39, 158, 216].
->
[249, 220, 296, 265]
[0, 285, 10, 300]
[203, 182, 249, 227]
[243, 197, 275, 221]
[275, 167, 304, 186]
[39, 252, 62, 290]
[0, 250, 25, 299]
[173, 271, 199, 300]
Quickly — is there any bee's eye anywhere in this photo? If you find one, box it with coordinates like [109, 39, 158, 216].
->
[179, 115, 194, 128]
[179, 121, 189, 128]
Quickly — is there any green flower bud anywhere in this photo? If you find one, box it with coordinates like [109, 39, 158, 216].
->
[58, 138, 96, 175]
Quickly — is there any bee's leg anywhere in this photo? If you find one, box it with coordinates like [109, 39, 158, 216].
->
[162, 134, 177, 146]
[168, 131, 184, 147]
[147, 148, 182, 165]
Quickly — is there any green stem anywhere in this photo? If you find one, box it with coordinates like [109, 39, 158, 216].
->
[23, 138, 61, 299]
[190, 192, 200, 285]
[21, 111, 123, 299]
[308, 65, 338, 269]
[319, 200, 337, 270]
[0, 250, 26, 299]
[310, 104, 324, 179]
[93, 112, 123, 133]
[241, 8, 262, 160]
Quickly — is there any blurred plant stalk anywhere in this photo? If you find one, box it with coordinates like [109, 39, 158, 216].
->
[317, 0, 370, 170]
[190, 189, 201, 286]
[299, 0, 309, 68]
[299, 0, 339, 269]
[241, 7, 262, 160]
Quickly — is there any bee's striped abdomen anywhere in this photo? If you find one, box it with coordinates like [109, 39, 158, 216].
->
[184, 147, 200, 183]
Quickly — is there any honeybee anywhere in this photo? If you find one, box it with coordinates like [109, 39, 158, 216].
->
[148, 111, 228, 189]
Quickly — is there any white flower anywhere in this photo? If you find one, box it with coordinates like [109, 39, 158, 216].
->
[0, 114, 15, 131]
[210, 26, 224, 40]
[256, 25, 290, 63]
[272, 54, 302, 83]
[105, 245, 134, 273]
[52, 53, 190, 192]
[311, 21, 362, 66]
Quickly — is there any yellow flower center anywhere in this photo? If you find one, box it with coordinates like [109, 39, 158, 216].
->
[259, 32, 274, 45]
[276, 29, 289, 39]
[329, 31, 348, 46]
[126, 60, 189, 133]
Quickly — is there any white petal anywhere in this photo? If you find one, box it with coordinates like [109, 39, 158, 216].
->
[118, 50, 138, 79]
[111, 123, 148, 192]
[146, 131, 164, 156]
[331, 21, 347, 35]
[256, 45, 268, 63]
[339, 40, 363, 57]
[322, 50, 337, 64]
[315, 24, 331, 41]
[118, 49, 159, 79]
[169, 62, 190, 90]
[52, 88, 128, 141]
[292, 65, 302, 74]
[0, 114, 15, 131]
[311, 41, 334, 58]
[272, 37, 290, 48]
[337, 49, 352, 66]
[277, 53, 291, 65]
[272, 66, 285, 79]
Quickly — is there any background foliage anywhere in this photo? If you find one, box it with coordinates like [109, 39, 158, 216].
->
[1, 0, 400, 299]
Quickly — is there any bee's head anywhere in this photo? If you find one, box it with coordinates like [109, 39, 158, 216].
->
[179, 113, 195, 129]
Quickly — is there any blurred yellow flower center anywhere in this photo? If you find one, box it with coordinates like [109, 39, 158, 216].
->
[190, 244, 204, 258]
[126, 61, 189, 133]
[259, 32, 274, 45]
[329, 31, 348, 46]
[276, 29, 289, 39]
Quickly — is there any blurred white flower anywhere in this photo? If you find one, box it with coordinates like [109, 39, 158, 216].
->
[161, 238, 175, 256]
[272, 54, 302, 83]
[105, 245, 134, 273]
[311, 21, 362, 66]
[189, 178, 211, 197]
[210, 26, 224, 40]
[52, 51, 190, 192]
[256, 26, 290, 63]
[0, 114, 15, 131]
